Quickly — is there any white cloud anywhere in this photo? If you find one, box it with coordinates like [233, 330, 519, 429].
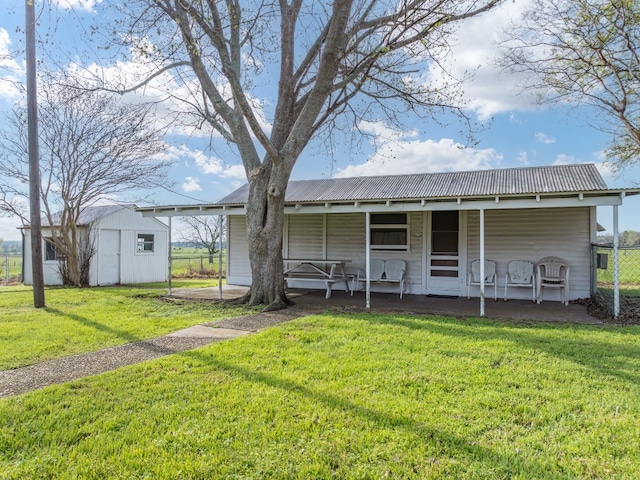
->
[535, 132, 556, 144]
[0, 28, 24, 100]
[423, 0, 539, 121]
[52, 0, 103, 12]
[220, 165, 246, 180]
[182, 176, 202, 192]
[335, 126, 502, 178]
[552, 154, 616, 181]
[0, 214, 25, 241]
[516, 151, 529, 165]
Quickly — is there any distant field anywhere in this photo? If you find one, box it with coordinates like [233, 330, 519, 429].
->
[170, 247, 226, 278]
[596, 247, 640, 291]
[0, 255, 22, 285]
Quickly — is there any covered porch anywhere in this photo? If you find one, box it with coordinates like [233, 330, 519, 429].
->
[169, 285, 603, 325]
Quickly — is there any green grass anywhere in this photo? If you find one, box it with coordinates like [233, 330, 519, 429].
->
[0, 281, 252, 370]
[0, 255, 22, 285]
[2, 312, 640, 478]
[171, 247, 226, 277]
[597, 248, 640, 286]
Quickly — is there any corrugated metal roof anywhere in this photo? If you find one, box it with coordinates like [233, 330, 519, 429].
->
[217, 164, 608, 205]
[40, 205, 130, 227]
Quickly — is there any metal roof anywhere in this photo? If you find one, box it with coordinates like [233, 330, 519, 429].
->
[36, 205, 131, 228]
[217, 164, 609, 205]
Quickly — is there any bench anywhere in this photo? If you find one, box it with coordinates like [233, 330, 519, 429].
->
[352, 259, 408, 298]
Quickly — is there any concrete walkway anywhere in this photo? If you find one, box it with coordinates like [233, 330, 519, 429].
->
[0, 309, 306, 398]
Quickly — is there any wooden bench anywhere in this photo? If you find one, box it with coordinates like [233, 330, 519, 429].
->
[352, 259, 408, 298]
[283, 259, 352, 299]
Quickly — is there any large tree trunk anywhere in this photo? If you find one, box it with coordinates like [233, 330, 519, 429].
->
[243, 164, 293, 311]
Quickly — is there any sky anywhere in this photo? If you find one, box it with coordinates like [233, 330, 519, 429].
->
[1, 0, 639, 242]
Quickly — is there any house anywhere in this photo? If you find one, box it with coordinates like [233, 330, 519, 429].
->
[137, 164, 640, 309]
[22, 204, 168, 286]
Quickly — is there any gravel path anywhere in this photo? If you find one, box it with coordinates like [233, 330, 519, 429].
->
[0, 309, 309, 398]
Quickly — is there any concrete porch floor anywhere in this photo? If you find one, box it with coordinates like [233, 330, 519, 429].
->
[169, 285, 603, 325]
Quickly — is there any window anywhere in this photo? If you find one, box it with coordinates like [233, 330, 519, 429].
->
[431, 211, 458, 255]
[137, 233, 155, 253]
[44, 237, 65, 261]
[370, 213, 409, 251]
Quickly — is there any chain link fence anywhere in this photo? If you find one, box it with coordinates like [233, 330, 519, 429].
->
[170, 254, 226, 278]
[0, 254, 23, 286]
[591, 244, 640, 324]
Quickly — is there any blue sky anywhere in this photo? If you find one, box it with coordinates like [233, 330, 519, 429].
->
[1, 0, 639, 241]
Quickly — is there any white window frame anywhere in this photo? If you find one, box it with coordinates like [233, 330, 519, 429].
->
[136, 233, 155, 253]
[369, 213, 410, 251]
[44, 237, 65, 262]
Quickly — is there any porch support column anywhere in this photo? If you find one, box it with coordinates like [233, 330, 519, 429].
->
[366, 211, 371, 309]
[218, 214, 223, 301]
[613, 205, 620, 319]
[479, 208, 485, 317]
[167, 216, 172, 296]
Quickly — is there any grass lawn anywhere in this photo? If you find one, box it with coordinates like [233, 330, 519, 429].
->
[0, 280, 252, 370]
[2, 310, 640, 479]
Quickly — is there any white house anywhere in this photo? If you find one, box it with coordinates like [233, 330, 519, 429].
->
[23, 205, 168, 286]
[137, 164, 640, 310]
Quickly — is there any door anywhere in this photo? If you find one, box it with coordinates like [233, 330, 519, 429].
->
[98, 229, 121, 285]
[426, 211, 462, 295]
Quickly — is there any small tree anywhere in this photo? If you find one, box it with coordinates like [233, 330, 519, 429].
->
[179, 216, 225, 264]
[501, 0, 640, 169]
[0, 74, 169, 286]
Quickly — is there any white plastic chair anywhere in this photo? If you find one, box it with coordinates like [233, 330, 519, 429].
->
[536, 257, 569, 306]
[352, 259, 408, 298]
[384, 259, 407, 298]
[504, 260, 536, 302]
[467, 259, 497, 301]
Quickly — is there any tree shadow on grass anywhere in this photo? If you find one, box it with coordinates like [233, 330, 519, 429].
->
[178, 346, 559, 478]
[45, 307, 143, 344]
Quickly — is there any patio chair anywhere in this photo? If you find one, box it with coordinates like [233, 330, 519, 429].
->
[536, 257, 569, 306]
[504, 260, 536, 302]
[467, 259, 497, 301]
[384, 259, 408, 299]
[352, 259, 408, 298]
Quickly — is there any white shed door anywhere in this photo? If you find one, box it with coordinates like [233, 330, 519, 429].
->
[99, 229, 121, 285]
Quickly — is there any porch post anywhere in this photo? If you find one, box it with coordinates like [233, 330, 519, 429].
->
[366, 211, 371, 309]
[479, 208, 485, 317]
[167, 216, 172, 296]
[613, 205, 620, 319]
[218, 214, 223, 301]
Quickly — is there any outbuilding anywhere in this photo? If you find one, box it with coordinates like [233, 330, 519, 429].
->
[22, 204, 168, 286]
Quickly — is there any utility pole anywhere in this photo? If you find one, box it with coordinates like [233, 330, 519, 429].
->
[26, 0, 46, 307]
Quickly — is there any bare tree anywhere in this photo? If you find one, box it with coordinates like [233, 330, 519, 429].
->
[501, 0, 640, 169]
[110, 0, 502, 310]
[179, 216, 225, 264]
[0, 74, 170, 286]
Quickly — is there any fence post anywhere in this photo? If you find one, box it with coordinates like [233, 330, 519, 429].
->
[4, 254, 8, 286]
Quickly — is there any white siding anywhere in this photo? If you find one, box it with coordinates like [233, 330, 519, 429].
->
[286, 214, 325, 259]
[118, 228, 168, 284]
[99, 209, 168, 285]
[22, 208, 168, 286]
[22, 228, 64, 285]
[325, 212, 424, 294]
[466, 207, 592, 301]
[227, 215, 251, 285]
